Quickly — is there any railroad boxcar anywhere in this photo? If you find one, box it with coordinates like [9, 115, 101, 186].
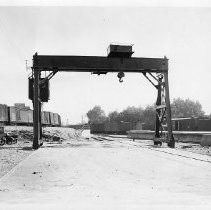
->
[172, 118, 197, 131]
[0, 103, 61, 127]
[42, 111, 50, 125]
[41, 111, 49, 125]
[197, 119, 211, 131]
[58, 114, 61, 126]
[19, 110, 30, 124]
[53, 113, 59, 125]
[53, 113, 61, 126]
[8, 106, 17, 124]
[49, 112, 55, 126]
[0, 104, 8, 123]
[90, 123, 105, 134]
[13, 110, 33, 125]
[104, 122, 118, 133]
[41, 111, 61, 126]
[90, 121, 133, 134]
[119, 121, 133, 134]
[41, 112, 46, 125]
[8, 106, 33, 125]
[28, 110, 33, 124]
[45, 112, 51, 125]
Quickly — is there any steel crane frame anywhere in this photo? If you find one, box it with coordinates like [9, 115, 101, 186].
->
[31, 51, 175, 149]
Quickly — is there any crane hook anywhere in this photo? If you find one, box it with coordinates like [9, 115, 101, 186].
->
[117, 72, 125, 83]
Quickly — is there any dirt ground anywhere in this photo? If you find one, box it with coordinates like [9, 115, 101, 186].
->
[1, 125, 211, 180]
[0, 140, 32, 178]
[0, 126, 76, 179]
[176, 142, 211, 156]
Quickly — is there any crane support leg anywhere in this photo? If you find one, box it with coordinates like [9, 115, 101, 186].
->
[39, 102, 42, 139]
[155, 78, 162, 139]
[154, 57, 175, 148]
[33, 69, 41, 149]
[164, 71, 175, 148]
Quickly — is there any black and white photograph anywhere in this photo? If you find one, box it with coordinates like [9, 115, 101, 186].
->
[0, 0, 211, 209]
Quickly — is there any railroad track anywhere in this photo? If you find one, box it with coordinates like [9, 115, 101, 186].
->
[88, 134, 211, 163]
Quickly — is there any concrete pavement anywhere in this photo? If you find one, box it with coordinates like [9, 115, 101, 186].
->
[0, 139, 211, 209]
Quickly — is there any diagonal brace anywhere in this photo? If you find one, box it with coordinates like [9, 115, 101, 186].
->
[142, 72, 157, 89]
[39, 70, 58, 85]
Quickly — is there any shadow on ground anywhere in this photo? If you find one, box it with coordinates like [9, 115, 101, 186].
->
[0, 146, 33, 151]
[43, 142, 93, 149]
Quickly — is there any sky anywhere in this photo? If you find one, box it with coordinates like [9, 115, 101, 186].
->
[0, 1, 211, 124]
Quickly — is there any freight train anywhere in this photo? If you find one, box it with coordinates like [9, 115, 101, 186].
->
[0, 103, 61, 127]
[90, 121, 134, 135]
[90, 117, 211, 134]
[172, 117, 211, 131]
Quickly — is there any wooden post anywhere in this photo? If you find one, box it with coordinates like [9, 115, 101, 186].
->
[163, 57, 175, 148]
[33, 68, 40, 149]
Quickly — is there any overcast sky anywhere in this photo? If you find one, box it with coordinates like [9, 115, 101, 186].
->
[0, 2, 211, 124]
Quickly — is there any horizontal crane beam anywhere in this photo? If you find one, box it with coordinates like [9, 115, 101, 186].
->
[33, 54, 168, 73]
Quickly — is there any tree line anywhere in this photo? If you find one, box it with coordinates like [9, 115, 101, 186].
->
[87, 98, 206, 129]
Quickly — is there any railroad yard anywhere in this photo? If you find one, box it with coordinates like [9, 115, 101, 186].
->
[0, 126, 211, 209]
[0, 4, 211, 210]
